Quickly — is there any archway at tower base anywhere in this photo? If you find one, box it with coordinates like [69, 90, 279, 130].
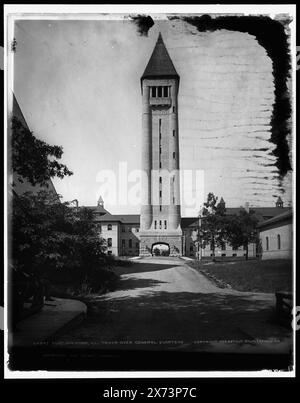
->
[152, 243, 170, 257]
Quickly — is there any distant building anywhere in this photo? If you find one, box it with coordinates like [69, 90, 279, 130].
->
[95, 213, 140, 256]
[257, 209, 293, 260]
[89, 196, 290, 259]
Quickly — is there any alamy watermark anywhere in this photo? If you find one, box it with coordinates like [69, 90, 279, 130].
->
[96, 162, 205, 212]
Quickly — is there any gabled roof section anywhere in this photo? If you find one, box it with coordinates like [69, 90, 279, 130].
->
[96, 213, 140, 224]
[85, 205, 109, 215]
[257, 209, 293, 229]
[141, 33, 179, 81]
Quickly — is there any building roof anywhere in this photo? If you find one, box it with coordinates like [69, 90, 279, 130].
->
[85, 205, 110, 215]
[96, 213, 140, 224]
[141, 33, 179, 81]
[225, 207, 290, 220]
[181, 217, 199, 228]
[181, 207, 290, 228]
[90, 206, 291, 227]
[257, 209, 293, 229]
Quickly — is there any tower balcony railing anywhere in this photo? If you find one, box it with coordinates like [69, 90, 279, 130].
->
[150, 97, 172, 107]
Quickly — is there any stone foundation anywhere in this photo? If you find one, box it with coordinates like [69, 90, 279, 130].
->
[139, 233, 183, 257]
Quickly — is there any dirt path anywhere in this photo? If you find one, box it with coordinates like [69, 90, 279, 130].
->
[55, 258, 292, 353]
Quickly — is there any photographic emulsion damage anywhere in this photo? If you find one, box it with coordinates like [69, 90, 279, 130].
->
[4, 6, 296, 376]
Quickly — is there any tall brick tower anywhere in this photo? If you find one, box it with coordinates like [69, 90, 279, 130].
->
[139, 33, 182, 257]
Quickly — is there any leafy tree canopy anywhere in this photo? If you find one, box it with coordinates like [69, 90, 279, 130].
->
[200, 193, 227, 258]
[225, 209, 260, 259]
[11, 116, 73, 187]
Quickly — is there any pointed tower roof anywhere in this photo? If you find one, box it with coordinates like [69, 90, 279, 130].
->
[276, 196, 283, 207]
[97, 195, 104, 207]
[141, 33, 179, 81]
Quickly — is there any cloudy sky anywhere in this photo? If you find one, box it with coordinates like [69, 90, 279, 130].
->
[11, 15, 293, 215]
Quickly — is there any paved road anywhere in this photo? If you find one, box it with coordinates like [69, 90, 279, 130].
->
[55, 258, 292, 353]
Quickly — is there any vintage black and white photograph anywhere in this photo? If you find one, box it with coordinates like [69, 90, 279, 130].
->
[4, 5, 296, 376]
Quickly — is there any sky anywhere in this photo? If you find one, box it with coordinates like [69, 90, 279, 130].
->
[12, 15, 293, 216]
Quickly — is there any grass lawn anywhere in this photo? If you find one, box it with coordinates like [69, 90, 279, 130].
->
[187, 259, 293, 293]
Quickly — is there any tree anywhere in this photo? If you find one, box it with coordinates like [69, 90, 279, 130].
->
[226, 209, 259, 260]
[200, 193, 227, 261]
[11, 116, 73, 187]
[12, 190, 108, 282]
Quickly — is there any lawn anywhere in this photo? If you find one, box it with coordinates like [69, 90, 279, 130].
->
[187, 259, 293, 293]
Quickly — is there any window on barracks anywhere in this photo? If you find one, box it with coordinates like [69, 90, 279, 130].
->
[277, 234, 281, 250]
[157, 86, 162, 97]
[164, 220, 167, 229]
[122, 239, 125, 247]
[151, 87, 156, 97]
[266, 237, 269, 251]
[107, 224, 112, 230]
[107, 238, 112, 247]
[163, 86, 168, 97]
[129, 239, 132, 248]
